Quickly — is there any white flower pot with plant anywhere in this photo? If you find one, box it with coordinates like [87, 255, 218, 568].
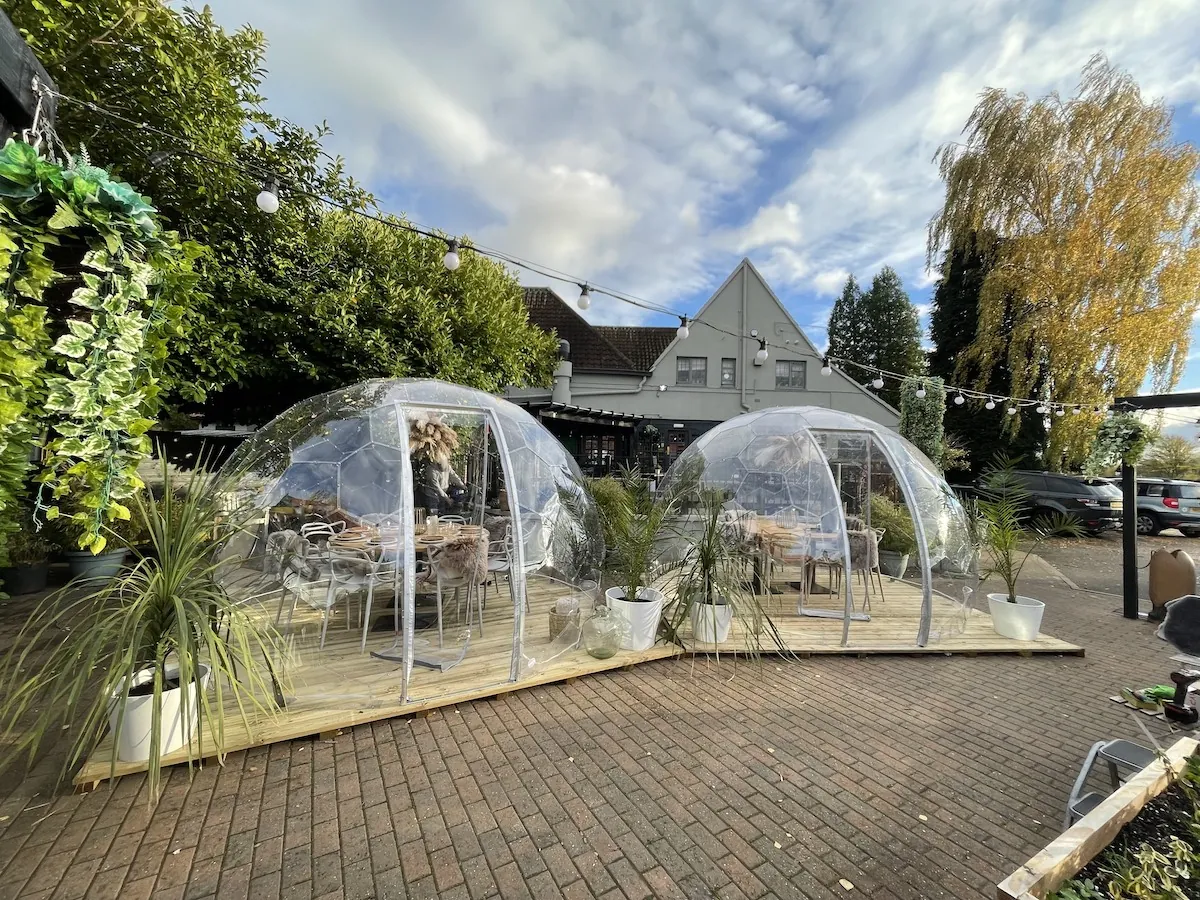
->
[977, 460, 1083, 641]
[869, 494, 916, 578]
[0, 460, 285, 799]
[591, 471, 679, 652]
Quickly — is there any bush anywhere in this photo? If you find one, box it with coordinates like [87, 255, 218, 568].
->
[869, 494, 917, 555]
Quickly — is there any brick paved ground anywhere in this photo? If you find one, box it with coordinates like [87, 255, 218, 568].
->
[0, 556, 1190, 900]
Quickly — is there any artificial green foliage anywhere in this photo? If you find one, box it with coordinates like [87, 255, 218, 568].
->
[899, 376, 947, 468]
[0, 140, 194, 552]
[7, 0, 558, 423]
[1084, 413, 1154, 476]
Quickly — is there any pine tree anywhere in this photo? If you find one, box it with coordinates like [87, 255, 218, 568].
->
[929, 236, 1046, 475]
[827, 275, 864, 362]
[857, 267, 924, 409]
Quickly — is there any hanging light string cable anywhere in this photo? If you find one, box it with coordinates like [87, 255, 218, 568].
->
[37, 83, 1132, 414]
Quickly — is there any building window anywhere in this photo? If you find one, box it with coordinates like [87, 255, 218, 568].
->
[676, 356, 707, 386]
[721, 358, 737, 388]
[581, 434, 616, 469]
[775, 360, 807, 390]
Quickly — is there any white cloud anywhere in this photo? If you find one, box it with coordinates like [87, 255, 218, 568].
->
[203, 0, 1200, 335]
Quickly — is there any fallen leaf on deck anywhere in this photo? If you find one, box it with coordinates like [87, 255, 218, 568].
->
[839, 879, 854, 890]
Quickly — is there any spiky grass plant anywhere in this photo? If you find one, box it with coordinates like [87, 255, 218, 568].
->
[660, 487, 786, 655]
[0, 459, 284, 799]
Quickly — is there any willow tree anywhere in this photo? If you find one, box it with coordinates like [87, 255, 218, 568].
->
[927, 56, 1200, 465]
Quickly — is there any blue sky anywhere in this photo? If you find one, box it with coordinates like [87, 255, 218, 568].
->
[205, 0, 1200, 427]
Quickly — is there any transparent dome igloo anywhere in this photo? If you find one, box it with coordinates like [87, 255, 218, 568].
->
[217, 379, 604, 704]
[657, 406, 976, 647]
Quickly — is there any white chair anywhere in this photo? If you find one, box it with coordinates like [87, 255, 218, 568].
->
[359, 555, 429, 653]
[311, 548, 376, 650]
[438, 515, 467, 526]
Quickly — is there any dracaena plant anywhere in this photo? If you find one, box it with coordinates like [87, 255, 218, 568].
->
[0, 458, 284, 800]
[976, 457, 1084, 602]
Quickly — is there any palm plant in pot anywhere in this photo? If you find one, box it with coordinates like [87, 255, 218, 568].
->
[976, 460, 1083, 640]
[868, 494, 916, 578]
[0, 460, 284, 798]
[593, 468, 680, 651]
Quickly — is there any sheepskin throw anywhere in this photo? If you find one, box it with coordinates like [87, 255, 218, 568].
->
[433, 529, 490, 583]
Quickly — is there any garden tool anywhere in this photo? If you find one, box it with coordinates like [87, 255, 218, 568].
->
[1169, 670, 1200, 706]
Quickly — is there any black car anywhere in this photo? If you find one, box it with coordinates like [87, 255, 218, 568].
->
[1135, 478, 1200, 536]
[1007, 470, 1124, 534]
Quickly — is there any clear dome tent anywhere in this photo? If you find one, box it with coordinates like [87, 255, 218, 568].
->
[216, 379, 604, 707]
[657, 407, 976, 647]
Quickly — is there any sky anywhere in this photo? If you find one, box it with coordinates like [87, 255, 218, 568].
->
[204, 0, 1200, 433]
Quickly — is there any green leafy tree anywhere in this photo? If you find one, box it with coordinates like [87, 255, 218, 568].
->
[899, 377, 947, 467]
[827, 275, 865, 363]
[856, 267, 924, 409]
[6, 0, 557, 422]
[929, 236, 1047, 474]
[1140, 435, 1200, 480]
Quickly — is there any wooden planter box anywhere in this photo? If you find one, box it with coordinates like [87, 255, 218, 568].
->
[997, 735, 1198, 899]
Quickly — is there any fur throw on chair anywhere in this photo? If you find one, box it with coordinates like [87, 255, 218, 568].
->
[431, 529, 490, 583]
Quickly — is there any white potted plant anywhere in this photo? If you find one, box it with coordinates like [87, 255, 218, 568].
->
[0, 461, 285, 798]
[868, 494, 916, 578]
[592, 469, 677, 651]
[977, 460, 1082, 640]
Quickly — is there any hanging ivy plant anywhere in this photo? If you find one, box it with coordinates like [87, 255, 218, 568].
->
[1084, 412, 1152, 476]
[0, 140, 197, 555]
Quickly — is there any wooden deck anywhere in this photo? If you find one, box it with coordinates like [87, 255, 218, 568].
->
[75, 563, 1082, 787]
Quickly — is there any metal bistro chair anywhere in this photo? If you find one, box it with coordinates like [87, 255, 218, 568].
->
[426, 536, 490, 647]
[1064, 739, 1158, 828]
[359, 551, 429, 653]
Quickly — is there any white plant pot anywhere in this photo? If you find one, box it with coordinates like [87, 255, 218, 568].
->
[691, 599, 733, 644]
[877, 551, 909, 579]
[987, 594, 1045, 641]
[605, 586, 665, 651]
[110, 663, 211, 762]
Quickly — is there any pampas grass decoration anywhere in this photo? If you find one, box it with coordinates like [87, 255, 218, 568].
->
[408, 412, 459, 464]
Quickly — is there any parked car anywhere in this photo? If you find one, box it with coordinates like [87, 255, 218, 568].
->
[1133, 478, 1200, 536]
[996, 470, 1124, 534]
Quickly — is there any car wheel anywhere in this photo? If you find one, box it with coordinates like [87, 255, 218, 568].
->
[1184, 530, 1200, 539]
[1137, 513, 1161, 536]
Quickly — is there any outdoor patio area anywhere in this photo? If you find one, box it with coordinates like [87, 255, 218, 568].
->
[0, 559, 1177, 900]
[72, 559, 1081, 790]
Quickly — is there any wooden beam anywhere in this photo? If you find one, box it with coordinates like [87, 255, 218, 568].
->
[0, 10, 55, 141]
[1114, 392, 1200, 411]
[996, 736, 1197, 899]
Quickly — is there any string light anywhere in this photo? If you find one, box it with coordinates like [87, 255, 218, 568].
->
[953, 393, 965, 406]
[33, 84, 1131, 420]
[676, 316, 690, 340]
[915, 385, 926, 399]
[255, 178, 280, 214]
[1072, 406, 1081, 415]
[657, 384, 667, 393]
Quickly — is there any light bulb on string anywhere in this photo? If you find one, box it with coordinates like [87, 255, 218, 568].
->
[1054, 406, 1064, 417]
[443, 239, 461, 271]
[871, 372, 884, 390]
[577, 284, 591, 310]
[821, 356, 832, 377]
[1007, 405, 1018, 416]
[1072, 406, 1081, 415]
[953, 393, 965, 406]
[985, 398, 996, 410]
[755, 340, 769, 364]
[255, 178, 280, 214]
[1036, 403, 1047, 414]
[915, 385, 926, 399]
[676, 317, 690, 340]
